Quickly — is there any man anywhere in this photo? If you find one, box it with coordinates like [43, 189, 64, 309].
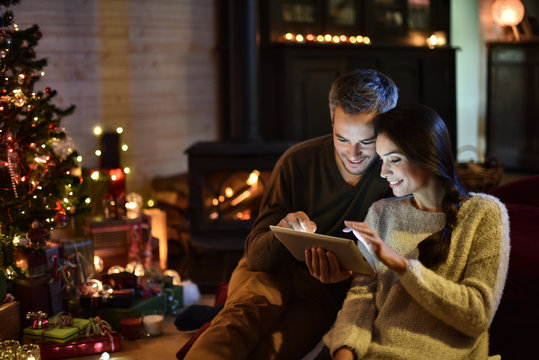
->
[183, 69, 398, 360]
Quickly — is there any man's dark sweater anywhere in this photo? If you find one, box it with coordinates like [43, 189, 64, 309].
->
[245, 135, 391, 276]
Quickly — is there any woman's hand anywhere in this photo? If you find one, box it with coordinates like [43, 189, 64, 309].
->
[305, 247, 353, 283]
[334, 346, 356, 360]
[344, 221, 409, 275]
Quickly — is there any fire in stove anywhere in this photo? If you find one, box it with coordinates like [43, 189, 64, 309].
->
[202, 169, 270, 224]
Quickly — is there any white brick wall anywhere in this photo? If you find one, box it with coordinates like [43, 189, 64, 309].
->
[13, 0, 218, 196]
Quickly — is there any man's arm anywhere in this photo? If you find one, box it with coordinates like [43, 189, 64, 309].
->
[243, 154, 297, 271]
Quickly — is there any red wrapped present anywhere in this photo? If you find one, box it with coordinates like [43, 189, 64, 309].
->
[12, 277, 54, 322]
[13, 241, 63, 279]
[34, 332, 121, 359]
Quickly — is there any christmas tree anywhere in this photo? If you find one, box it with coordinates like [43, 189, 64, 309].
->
[0, 0, 88, 281]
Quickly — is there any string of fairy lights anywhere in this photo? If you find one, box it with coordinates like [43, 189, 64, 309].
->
[282, 32, 371, 45]
[280, 31, 447, 48]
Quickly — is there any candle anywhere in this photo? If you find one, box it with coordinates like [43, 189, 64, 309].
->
[120, 317, 142, 340]
[143, 314, 164, 336]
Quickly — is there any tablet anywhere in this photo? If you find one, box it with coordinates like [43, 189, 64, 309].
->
[270, 225, 376, 276]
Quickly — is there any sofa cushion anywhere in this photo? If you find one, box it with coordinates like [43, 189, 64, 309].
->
[488, 175, 539, 207]
[489, 202, 539, 359]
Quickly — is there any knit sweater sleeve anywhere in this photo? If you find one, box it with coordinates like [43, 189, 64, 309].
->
[322, 201, 384, 356]
[244, 151, 296, 271]
[398, 194, 510, 338]
[323, 275, 377, 358]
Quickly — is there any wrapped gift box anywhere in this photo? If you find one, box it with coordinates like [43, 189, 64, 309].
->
[13, 277, 55, 322]
[30, 332, 121, 360]
[55, 238, 95, 285]
[101, 271, 137, 290]
[83, 217, 154, 269]
[13, 242, 63, 279]
[82, 285, 183, 330]
[0, 301, 21, 341]
[23, 317, 91, 343]
[79, 289, 134, 309]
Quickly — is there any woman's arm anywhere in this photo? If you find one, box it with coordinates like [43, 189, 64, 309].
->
[323, 275, 377, 358]
[398, 197, 510, 337]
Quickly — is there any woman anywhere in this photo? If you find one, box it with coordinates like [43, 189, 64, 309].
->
[322, 104, 510, 359]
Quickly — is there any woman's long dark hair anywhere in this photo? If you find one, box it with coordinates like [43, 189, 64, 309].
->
[375, 104, 467, 268]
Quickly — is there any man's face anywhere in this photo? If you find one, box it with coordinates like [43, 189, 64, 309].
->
[332, 106, 378, 185]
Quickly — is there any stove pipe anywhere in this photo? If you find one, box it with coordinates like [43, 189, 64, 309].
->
[227, 0, 260, 142]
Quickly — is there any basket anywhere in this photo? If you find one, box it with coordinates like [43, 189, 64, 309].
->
[455, 147, 504, 193]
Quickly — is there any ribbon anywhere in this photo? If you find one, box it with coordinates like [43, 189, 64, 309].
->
[62, 238, 94, 284]
[26, 310, 49, 329]
[49, 254, 75, 292]
[126, 216, 153, 268]
[85, 316, 116, 352]
[53, 311, 73, 328]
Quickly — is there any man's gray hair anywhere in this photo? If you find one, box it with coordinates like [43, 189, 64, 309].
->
[329, 69, 399, 118]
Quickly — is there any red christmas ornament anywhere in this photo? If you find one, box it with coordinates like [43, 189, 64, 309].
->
[49, 122, 58, 131]
[54, 210, 69, 228]
[35, 31, 42, 39]
[26, 220, 49, 246]
[44, 87, 51, 94]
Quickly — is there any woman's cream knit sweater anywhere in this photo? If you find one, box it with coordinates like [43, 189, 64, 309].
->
[323, 194, 510, 359]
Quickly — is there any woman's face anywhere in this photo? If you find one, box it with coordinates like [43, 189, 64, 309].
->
[376, 133, 431, 198]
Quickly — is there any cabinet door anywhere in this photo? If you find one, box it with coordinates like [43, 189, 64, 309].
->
[287, 57, 347, 139]
[487, 43, 539, 172]
[259, 45, 456, 147]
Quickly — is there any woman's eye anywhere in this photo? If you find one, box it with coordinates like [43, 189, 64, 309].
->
[389, 158, 401, 164]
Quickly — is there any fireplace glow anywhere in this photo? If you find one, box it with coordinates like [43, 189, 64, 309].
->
[202, 169, 269, 223]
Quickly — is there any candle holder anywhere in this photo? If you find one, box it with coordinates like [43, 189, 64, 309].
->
[0, 340, 20, 360]
[120, 315, 143, 340]
[16, 344, 41, 360]
[0, 349, 17, 360]
[142, 309, 165, 337]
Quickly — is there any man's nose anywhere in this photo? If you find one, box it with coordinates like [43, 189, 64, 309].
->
[348, 143, 362, 158]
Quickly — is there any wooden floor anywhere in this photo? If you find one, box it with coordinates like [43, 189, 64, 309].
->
[64, 295, 214, 360]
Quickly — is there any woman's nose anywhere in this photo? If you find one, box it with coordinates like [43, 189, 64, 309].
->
[380, 161, 390, 178]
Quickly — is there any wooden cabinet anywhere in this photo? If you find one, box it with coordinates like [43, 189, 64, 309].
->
[262, 0, 450, 46]
[487, 41, 539, 172]
[259, 43, 457, 152]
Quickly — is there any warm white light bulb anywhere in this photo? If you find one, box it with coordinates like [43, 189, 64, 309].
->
[491, 0, 525, 26]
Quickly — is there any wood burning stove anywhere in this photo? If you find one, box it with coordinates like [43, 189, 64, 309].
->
[186, 141, 291, 250]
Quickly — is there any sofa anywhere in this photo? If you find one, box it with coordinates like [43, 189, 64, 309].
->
[176, 175, 539, 359]
[488, 175, 539, 359]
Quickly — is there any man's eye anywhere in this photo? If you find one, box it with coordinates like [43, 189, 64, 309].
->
[338, 138, 348, 143]
[361, 140, 376, 145]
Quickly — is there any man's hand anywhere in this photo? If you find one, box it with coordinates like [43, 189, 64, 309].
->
[277, 211, 317, 232]
[305, 247, 353, 283]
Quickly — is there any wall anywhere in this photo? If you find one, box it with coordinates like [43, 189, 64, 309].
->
[452, 0, 481, 161]
[453, 0, 537, 162]
[13, 0, 218, 197]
